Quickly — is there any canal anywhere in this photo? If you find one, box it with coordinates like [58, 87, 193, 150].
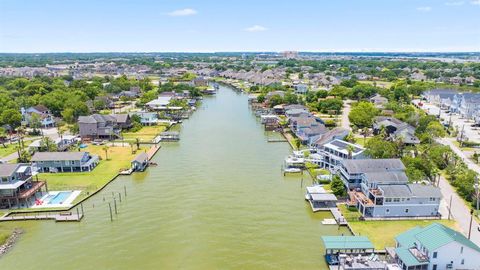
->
[0, 85, 350, 269]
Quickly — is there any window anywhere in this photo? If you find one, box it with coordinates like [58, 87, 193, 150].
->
[405, 209, 409, 213]
[385, 198, 392, 203]
[460, 246, 463, 254]
[393, 198, 400, 202]
[432, 265, 437, 270]
[461, 259, 465, 265]
[433, 252, 437, 258]
[385, 209, 390, 213]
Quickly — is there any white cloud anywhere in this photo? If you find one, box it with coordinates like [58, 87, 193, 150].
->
[445, 1, 464, 5]
[167, 8, 198, 17]
[244, 25, 268, 32]
[471, 0, 480, 5]
[416, 6, 432, 11]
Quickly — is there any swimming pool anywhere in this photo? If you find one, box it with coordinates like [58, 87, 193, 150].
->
[48, 192, 73, 204]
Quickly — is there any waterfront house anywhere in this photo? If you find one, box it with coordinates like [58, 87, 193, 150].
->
[308, 139, 366, 170]
[29, 135, 77, 152]
[21, 105, 55, 128]
[130, 112, 159, 126]
[349, 170, 441, 219]
[78, 114, 120, 140]
[146, 96, 172, 110]
[0, 163, 45, 208]
[289, 114, 327, 144]
[388, 223, 480, 270]
[339, 159, 405, 189]
[373, 116, 420, 145]
[111, 114, 132, 129]
[192, 77, 208, 87]
[311, 128, 350, 148]
[31, 151, 99, 173]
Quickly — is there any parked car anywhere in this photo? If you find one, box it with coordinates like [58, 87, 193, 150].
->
[92, 139, 105, 145]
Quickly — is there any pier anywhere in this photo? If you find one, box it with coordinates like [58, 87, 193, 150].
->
[0, 212, 84, 222]
[330, 207, 348, 226]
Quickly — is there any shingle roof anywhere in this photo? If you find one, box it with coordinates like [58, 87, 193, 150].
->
[342, 159, 405, 174]
[31, 152, 87, 161]
[111, 114, 129, 123]
[408, 184, 442, 198]
[378, 185, 412, 198]
[364, 171, 408, 185]
[78, 114, 116, 124]
[0, 164, 20, 177]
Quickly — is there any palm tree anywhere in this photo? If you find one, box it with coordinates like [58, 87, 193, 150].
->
[102, 145, 110, 160]
[346, 145, 355, 159]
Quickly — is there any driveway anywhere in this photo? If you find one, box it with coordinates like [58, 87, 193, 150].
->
[341, 100, 352, 131]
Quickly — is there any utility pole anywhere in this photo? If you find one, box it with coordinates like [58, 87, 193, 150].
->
[475, 176, 479, 218]
[468, 209, 474, 240]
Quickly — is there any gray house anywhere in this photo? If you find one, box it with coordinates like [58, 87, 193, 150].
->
[339, 159, 406, 189]
[78, 114, 120, 140]
[0, 163, 45, 208]
[350, 171, 441, 218]
[373, 117, 420, 145]
[31, 152, 99, 173]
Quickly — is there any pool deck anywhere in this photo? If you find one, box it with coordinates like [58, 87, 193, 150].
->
[31, 190, 82, 208]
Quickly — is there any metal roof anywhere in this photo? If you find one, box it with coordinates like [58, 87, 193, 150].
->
[321, 236, 374, 250]
[396, 223, 480, 255]
[31, 151, 88, 161]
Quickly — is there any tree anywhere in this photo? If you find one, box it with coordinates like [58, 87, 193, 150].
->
[425, 121, 446, 140]
[102, 145, 110, 160]
[257, 94, 265, 103]
[39, 137, 58, 152]
[331, 176, 347, 197]
[365, 136, 399, 158]
[0, 109, 22, 129]
[0, 127, 7, 147]
[348, 101, 378, 128]
[61, 108, 75, 124]
[268, 95, 284, 107]
[30, 113, 42, 132]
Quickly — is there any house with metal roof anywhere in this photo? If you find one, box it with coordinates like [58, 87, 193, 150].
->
[388, 223, 480, 270]
[31, 151, 99, 173]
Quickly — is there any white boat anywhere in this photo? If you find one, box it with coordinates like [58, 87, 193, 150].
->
[284, 168, 302, 173]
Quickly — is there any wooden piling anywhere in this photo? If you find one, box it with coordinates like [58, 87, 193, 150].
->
[108, 203, 113, 221]
[114, 198, 118, 215]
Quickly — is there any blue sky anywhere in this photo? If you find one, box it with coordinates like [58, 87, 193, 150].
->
[0, 0, 479, 52]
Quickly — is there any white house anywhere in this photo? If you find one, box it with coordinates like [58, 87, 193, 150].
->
[390, 223, 480, 270]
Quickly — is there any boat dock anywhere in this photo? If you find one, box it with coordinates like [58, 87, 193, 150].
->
[330, 207, 348, 226]
[0, 212, 84, 222]
[267, 138, 288, 143]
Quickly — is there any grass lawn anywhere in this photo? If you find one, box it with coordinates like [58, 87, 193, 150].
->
[354, 136, 372, 147]
[358, 80, 393, 89]
[38, 144, 148, 203]
[0, 144, 17, 158]
[348, 219, 458, 249]
[122, 125, 168, 142]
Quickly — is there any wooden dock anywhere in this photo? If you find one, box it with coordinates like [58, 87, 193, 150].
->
[267, 138, 288, 143]
[0, 213, 83, 222]
[330, 208, 348, 226]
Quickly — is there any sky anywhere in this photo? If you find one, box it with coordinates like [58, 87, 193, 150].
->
[0, 0, 479, 53]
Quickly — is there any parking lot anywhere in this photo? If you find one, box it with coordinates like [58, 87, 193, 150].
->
[414, 100, 480, 144]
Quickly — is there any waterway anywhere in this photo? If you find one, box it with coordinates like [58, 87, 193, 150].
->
[0, 85, 349, 269]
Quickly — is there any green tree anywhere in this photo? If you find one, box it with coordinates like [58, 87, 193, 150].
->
[331, 176, 347, 197]
[348, 101, 378, 128]
[365, 136, 399, 158]
[0, 109, 22, 128]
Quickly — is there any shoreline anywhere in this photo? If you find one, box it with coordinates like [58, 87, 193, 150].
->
[0, 229, 23, 257]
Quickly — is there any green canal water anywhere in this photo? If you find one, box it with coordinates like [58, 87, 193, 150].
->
[0, 86, 350, 269]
